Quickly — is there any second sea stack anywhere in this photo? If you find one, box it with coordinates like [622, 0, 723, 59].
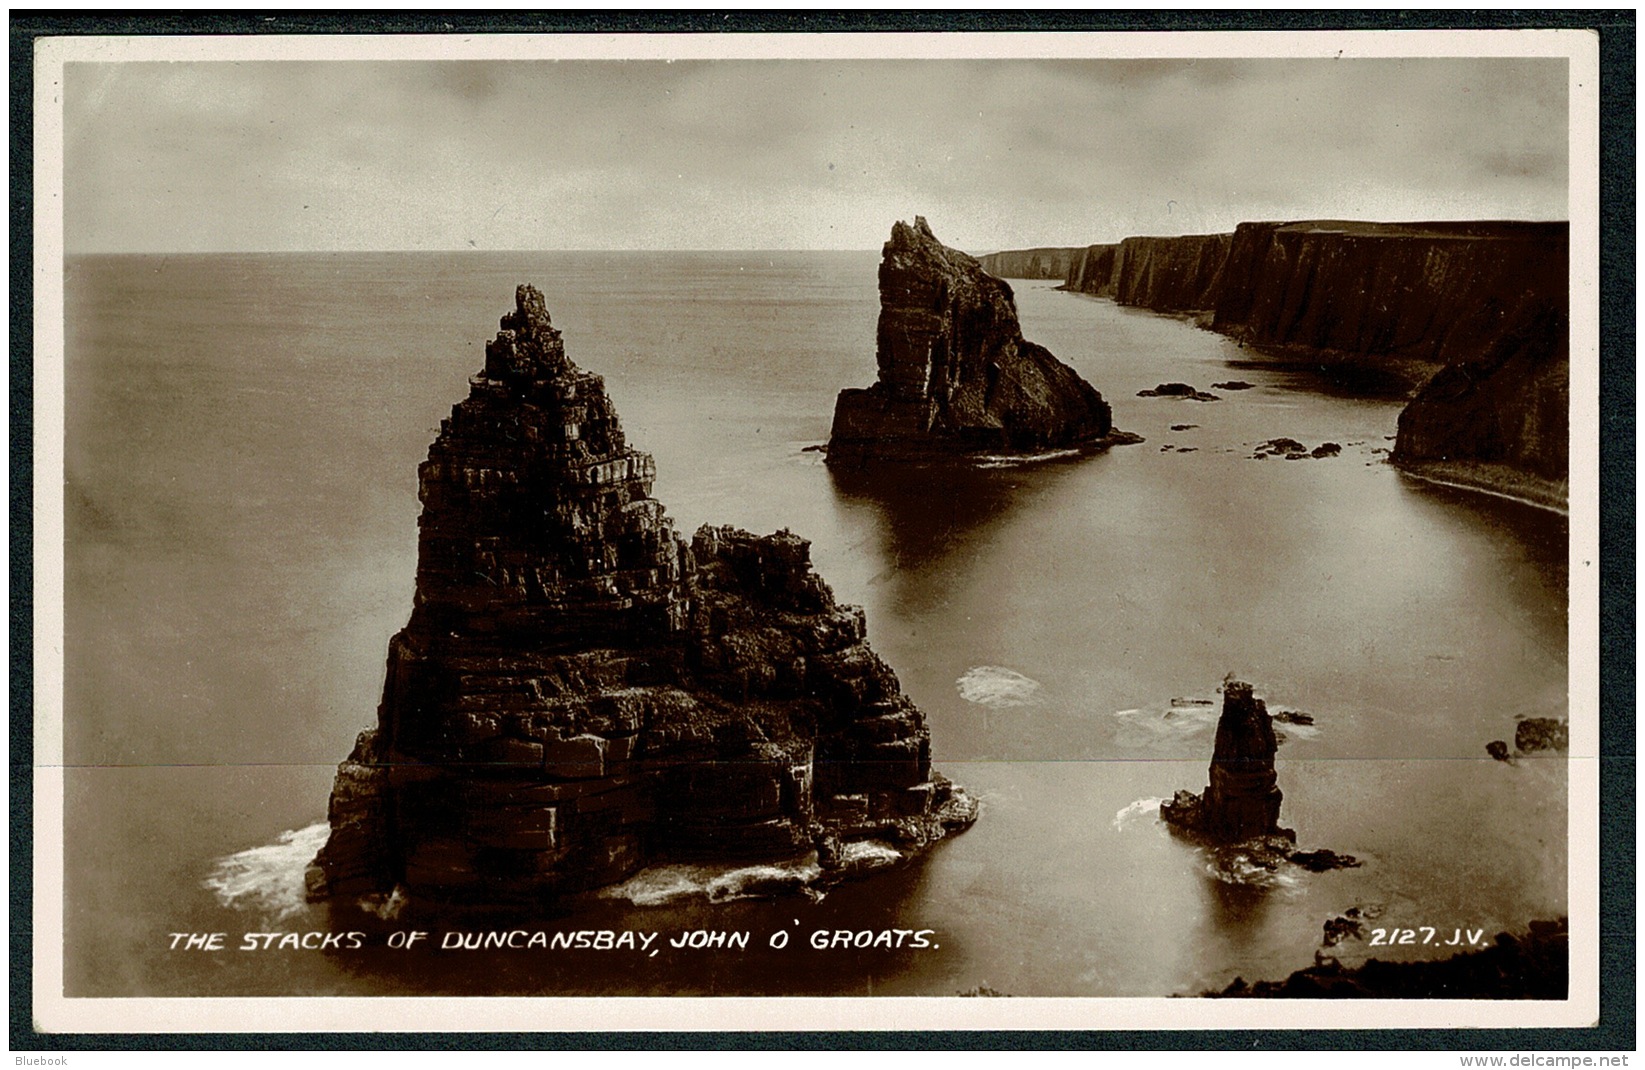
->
[826, 217, 1115, 465]
[1161, 680, 1289, 843]
[308, 285, 977, 907]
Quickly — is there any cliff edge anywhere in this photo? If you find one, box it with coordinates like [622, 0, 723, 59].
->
[309, 285, 976, 906]
[827, 218, 1116, 466]
[977, 246, 1083, 280]
[1059, 219, 1569, 509]
[1390, 299, 1570, 512]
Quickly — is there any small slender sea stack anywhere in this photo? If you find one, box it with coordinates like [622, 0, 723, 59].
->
[1161, 680, 1288, 842]
[308, 285, 976, 906]
[826, 217, 1117, 465]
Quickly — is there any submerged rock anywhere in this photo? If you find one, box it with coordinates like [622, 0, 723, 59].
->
[1322, 913, 1366, 947]
[1289, 848, 1362, 872]
[826, 218, 1120, 465]
[1253, 438, 1339, 461]
[1138, 382, 1220, 402]
[309, 285, 976, 907]
[1514, 717, 1569, 754]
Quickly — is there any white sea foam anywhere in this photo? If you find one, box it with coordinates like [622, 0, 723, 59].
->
[359, 887, 407, 920]
[974, 448, 1084, 470]
[1112, 796, 1167, 831]
[1115, 694, 1323, 750]
[600, 841, 908, 907]
[1203, 849, 1303, 892]
[203, 822, 330, 924]
[600, 857, 821, 907]
[1112, 695, 1219, 748]
[840, 840, 905, 869]
[956, 666, 1042, 708]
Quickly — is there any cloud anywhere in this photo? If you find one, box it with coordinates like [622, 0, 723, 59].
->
[62, 57, 1569, 253]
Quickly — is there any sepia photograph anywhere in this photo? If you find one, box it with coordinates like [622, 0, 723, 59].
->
[30, 25, 1602, 1034]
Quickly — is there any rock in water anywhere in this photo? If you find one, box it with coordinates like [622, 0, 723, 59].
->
[308, 285, 977, 906]
[1161, 680, 1288, 842]
[826, 217, 1116, 465]
[1513, 718, 1569, 754]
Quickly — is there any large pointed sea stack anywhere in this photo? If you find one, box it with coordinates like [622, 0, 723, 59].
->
[309, 285, 976, 905]
[1161, 681, 1288, 843]
[826, 217, 1116, 465]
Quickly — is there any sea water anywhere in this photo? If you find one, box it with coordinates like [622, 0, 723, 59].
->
[61, 252, 1568, 996]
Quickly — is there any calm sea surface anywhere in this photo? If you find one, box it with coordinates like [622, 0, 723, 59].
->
[62, 251, 1569, 997]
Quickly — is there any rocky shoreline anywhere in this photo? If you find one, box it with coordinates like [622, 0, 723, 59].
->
[1396, 460, 1570, 517]
[1209, 919, 1569, 999]
[983, 219, 1569, 509]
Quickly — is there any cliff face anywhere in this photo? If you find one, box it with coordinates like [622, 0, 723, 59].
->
[1054, 219, 1568, 506]
[1110, 233, 1234, 312]
[310, 285, 976, 905]
[1211, 221, 1568, 370]
[1212, 220, 1569, 505]
[1061, 244, 1121, 296]
[827, 218, 1114, 465]
[977, 246, 1083, 280]
[1161, 681, 1287, 842]
[1390, 302, 1570, 503]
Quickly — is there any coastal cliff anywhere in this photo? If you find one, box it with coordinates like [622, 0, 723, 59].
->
[309, 285, 976, 906]
[977, 246, 1083, 280]
[1061, 244, 1121, 296]
[1061, 235, 1231, 311]
[1215, 220, 1569, 506]
[1211, 220, 1568, 374]
[827, 218, 1116, 466]
[1390, 302, 1569, 510]
[1055, 219, 1569, 508]
[1111, 233, 1234, 313]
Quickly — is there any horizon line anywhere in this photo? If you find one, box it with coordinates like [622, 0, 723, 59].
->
[61, 214, 1575, 259]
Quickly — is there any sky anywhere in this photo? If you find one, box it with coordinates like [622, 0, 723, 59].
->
[61, 56, 1570, 253]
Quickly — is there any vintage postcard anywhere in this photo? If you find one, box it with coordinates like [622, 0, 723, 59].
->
[30, 26, 1601, 1034]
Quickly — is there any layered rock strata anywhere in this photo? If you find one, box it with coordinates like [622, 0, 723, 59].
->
[310, 285, 976, 905]
[1061, 244, 1121, 296]
[1210, 221, 1568, 371]
[1161, 680, 1289, 843]
[977, 246, 1083, 280]
[827, 218, 1116, 465]
[1056, 219, 1569, 509]
[1111, 233, 1234, 313]
[1061, 221, 1567, 362]
[1389, 299, 1569, 510]
[1060, 235, 1232, 311]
